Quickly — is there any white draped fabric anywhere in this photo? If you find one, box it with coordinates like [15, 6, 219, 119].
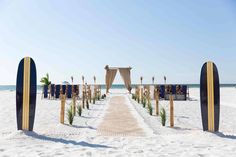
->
[105, 68, 118, 93]
[119, 68, 132, 93]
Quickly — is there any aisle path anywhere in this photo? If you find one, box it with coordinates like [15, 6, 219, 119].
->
[97, 95, 144, 136]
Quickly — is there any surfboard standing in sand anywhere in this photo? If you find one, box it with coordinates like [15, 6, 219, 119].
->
[200, 61, 220, 132]
[16, 57, 37, 131]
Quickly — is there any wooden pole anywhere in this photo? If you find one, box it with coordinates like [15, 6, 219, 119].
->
[147, 86, 150, 105]
[60, 95, 66, 124]
[72, 93, 76, 115]
[82, 90, 85, 108]
[170, 95, 174, 127]
[89, 88, 92, 103]
[155, 90, 159, 115]
[140, 88, 143, 102]
[136, 87, 139, 100]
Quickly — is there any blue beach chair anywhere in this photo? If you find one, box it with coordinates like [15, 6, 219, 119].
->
[67, 85, 72, 98]
[182, 85, 187, 100]
[55, 85, 61, 99]
[51, 84, 55, 98]
[160, 85, 165, 98]
[43, 85, 48, 98]
[172, 85, 176, 95]
[62, 85, 66, 95]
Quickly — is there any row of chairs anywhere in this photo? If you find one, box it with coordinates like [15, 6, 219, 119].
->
[136, 84, 188, 101]
[43, 84, 101, 99]
[160, 85, 187, 100]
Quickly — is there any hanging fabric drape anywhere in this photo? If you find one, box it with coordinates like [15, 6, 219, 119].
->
[105, 68, 117, 93]
[119, 68, 132, 93]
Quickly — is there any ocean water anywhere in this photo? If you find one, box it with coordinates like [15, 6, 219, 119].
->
[0, 84, 235, 91]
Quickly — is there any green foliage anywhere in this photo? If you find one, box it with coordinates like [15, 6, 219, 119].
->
[160, 107, 166, 126]
[101, 94, 106, 99]
[77, 105, 82, 116]
[148, 102, 153, 115]
[142, 97, 146, 108]
[67, 105, 74, 125]
[86, 99, 89, 109]
[89, 96, 92, 103]
[92, 96, 96, 104]
[40, 73, 51, 86]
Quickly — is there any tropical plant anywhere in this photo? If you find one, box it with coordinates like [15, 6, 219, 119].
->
[77, 105, 82, 116]
[148, 102, 153, 115]
[86, 99, 89, 109]
[132, 94, 137, 101]
[160, 107, 166, 126]
[142, 97, 146, 108]
[67, 105, 74, 125]
[101, 94, 106, 99]
[89, 95, 92, 103]
[40, 73, 51, 86]
[92, 96, 96, 104]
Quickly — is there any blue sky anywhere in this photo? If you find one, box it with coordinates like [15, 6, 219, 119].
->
[0, 0, 236, 85]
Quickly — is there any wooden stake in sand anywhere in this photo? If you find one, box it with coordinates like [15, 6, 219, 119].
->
[170, 95, 174, 127]
[60, 95, 66, 124]
[140, 88, 143, 102]
[155, 90, 159, 115]
[88, 86, 92, 103]
[72, 93, 76, 115]
[82, 86, 85, 108]
[147, 87, 151, 105]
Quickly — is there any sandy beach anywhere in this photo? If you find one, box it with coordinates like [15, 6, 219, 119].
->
[0, 88, 236, 156]
[1, 0, 236, 156]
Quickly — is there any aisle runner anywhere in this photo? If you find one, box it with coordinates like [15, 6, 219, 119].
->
[97, 96, 144, 136]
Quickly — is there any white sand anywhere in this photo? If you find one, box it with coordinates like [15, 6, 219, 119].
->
[0, 88, 236, 156]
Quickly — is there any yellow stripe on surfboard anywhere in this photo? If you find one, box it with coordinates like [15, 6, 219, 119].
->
[22, 57, 31, 130]
[207, 62, 215, 132]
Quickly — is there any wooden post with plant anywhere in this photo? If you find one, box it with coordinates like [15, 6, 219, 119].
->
[147, 86, 150, 105]
[72, 93, 76, 115]
[155, 89, 159, 116]
[147, 87, 153, 115]
[82, 90, 85, 109]
[82, 76, 85, 108]
[88, 86, 92, 103]
[94, 86, 97, 102]
[60, 95, 66, 124]
[140, 88, 143, 103]
[170, 95, 174, 127]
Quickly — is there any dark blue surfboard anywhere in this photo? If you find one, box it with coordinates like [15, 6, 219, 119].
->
[200, 61, 220, 132]
[16, 57, 37, 131]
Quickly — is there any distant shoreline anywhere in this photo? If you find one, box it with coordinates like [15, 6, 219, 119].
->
[0, 84, 235, 91]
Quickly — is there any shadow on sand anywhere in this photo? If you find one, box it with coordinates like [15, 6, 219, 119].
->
[23, 131, 112, 149]
[215, 132, 236, 140]
[167, 126, 192, 131]
[63, 124, 97, 130]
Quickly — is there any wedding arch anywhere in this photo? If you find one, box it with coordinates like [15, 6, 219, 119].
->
[105, 65, 132, 94]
